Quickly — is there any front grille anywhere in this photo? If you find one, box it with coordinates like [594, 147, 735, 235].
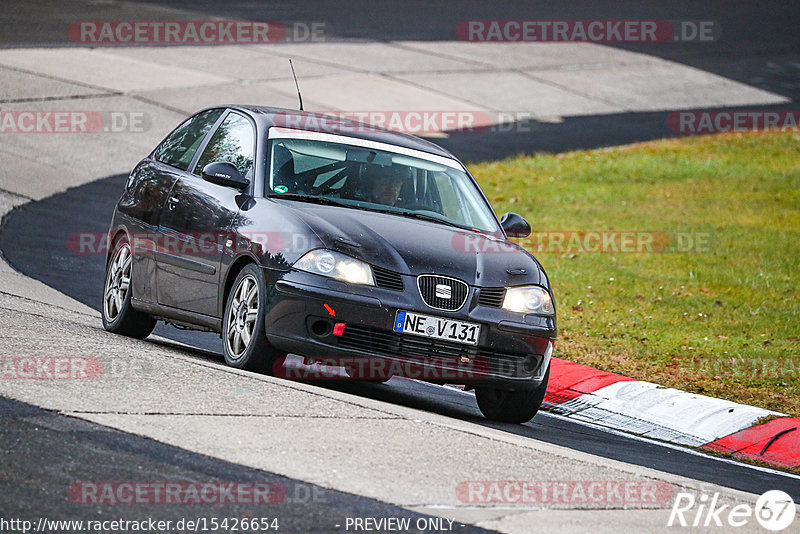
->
[477, 287, 507, 308]
[338, 325, 534, 378]
[417, 274, 469, 311]
[372, 266, 404, 291]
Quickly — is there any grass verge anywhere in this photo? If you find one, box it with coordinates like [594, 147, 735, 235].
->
[469, 130, 800, 416]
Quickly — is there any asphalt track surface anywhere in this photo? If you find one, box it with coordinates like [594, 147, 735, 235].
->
[0, 396, 493, 533]
[133, 0, 800, 160]
[2, 174, 799, 505]
[2, 1, 799, 162]
[2, 0, 800, 529]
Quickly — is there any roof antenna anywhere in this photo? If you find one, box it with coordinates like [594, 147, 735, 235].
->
[289, 59, 304, 111]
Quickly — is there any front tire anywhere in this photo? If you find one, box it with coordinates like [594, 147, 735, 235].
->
[475, 366, 550, 423]
[102, 236, 156, 339]
[222, 264, 284, 373]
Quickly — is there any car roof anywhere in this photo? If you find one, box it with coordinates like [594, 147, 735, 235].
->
[215, 105, 458, 160]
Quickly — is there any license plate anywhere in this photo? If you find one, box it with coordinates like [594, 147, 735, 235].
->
[393, 310, 481, 345]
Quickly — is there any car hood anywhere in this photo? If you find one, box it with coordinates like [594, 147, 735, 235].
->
[281, 202, 547, 288]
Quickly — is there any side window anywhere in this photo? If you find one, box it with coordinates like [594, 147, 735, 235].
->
[194, 113, 255, 179]
[153, 109, 224, 171]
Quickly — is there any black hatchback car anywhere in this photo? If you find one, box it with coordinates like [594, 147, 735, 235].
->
[103, 105, 556, 423]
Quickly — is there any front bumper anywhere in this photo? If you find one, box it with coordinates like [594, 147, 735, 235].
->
[263, 270, 556, 391]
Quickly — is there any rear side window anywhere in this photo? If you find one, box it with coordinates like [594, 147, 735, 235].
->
[153, 109, 224, 170]
[194, 112, 255, 178]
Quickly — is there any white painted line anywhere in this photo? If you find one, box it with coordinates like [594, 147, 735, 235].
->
[569, 381, 780, 446]
[540, 411, 800, 482]
[438, 382, 800, 481]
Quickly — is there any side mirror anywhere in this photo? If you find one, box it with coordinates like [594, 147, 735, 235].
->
[201, 162, 249, 190]
[500, 212, 531, 238]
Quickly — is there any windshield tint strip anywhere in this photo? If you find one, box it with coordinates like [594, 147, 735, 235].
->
[268, 127, 463, 171]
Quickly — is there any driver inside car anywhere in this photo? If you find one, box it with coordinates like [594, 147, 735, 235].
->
[364, 165, 411, 207]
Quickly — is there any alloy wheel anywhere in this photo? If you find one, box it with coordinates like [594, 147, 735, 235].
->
[226, 274, 259, 359]
[103, 243, 132, 321]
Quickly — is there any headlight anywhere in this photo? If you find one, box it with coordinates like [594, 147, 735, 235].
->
[502, 286, 554, 315]
[293, 249, 375, 285]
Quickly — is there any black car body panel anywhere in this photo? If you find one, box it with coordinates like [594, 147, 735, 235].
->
[107, 105, 556, 391]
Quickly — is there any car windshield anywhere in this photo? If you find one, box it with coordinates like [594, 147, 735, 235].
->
[267, 133, 501, 233]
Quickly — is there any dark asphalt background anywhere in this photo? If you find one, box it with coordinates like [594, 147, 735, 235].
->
[0, 397, 492, 533]
[1, 1, 799, 161]
[137, 0, 800, 161]
[2, 0, 800, 529]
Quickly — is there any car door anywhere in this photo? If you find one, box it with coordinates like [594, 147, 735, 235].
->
[155, 110, 256, 318]
[122, 108, 225, 305]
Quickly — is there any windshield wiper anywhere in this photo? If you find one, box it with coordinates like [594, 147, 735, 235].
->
[400, 211, 469, 229]
[270, 195, 472, 230]
[365, 207, 468, 230]
[267, 194, 350, 208]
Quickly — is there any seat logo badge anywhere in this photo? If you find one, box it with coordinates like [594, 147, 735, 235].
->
[435, 284, 452, 299]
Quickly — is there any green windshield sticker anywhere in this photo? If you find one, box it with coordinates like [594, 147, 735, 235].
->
[273, 185, 288, 193]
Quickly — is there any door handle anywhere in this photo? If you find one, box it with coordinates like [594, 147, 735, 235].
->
[168, 196, 179, 210]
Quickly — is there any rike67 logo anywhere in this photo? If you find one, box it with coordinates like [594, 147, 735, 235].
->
[668, 490, 796, 531]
